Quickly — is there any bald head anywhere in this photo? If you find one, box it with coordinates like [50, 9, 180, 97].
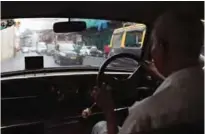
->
[154, 9, 203, 58]
[151, 9, 204, 76]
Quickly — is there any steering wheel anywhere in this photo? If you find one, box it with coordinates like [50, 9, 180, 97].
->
[95, 53, 149, 91]
[82, 53, 162, 118]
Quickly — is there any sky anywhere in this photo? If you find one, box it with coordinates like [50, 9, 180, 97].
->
[15, 18, 111, 33]
[15, 18, 68, 33]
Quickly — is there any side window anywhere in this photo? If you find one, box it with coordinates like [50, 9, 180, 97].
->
[125, 31, 142, 47]
[112, 32, 123, 48]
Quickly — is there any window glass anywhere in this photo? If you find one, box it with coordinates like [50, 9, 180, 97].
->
[125, 31, 142, 47]
[1, 18, 146, 73]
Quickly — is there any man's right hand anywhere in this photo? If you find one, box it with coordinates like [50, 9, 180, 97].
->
[143, 61, 165, 80]
[82, 108, 92, 118]
[92, 83, 118, 134]
[91, 83, 115, 113]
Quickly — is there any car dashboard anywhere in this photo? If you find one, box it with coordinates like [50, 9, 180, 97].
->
[1, 71, 157, 134]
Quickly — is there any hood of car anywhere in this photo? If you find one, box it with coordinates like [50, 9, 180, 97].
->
[59, 50, 77, 57]
[80, 49, 88, 52]
[62, 50, 76, 54]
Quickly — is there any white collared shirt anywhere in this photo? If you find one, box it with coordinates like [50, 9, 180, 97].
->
[120, 66, 204, 134]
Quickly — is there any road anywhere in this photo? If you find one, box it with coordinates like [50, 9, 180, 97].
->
[1, 52, 105, 73]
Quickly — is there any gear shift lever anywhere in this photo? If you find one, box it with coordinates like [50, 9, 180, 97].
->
[82, 102, 96, 118]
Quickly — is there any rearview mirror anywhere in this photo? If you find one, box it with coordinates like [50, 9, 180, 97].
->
[53, 21, 86, 33]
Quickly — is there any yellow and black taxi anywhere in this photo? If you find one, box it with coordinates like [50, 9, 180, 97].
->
[108, 23, 146, 67]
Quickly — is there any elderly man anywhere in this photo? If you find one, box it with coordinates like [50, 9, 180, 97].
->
[84, 8, 204, 134]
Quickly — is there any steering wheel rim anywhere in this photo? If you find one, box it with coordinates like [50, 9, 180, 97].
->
[96, 53, 142, 87]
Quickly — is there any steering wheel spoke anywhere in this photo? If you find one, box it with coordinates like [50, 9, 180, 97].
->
[127, 65, 142, 81]
[103, 75, 120, 88]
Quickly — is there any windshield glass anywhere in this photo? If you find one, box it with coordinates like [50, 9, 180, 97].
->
[1, 18, 146, 73]
[125, 31, 143, 47]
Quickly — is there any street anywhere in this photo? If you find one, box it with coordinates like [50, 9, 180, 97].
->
[1, 52, 105, 73]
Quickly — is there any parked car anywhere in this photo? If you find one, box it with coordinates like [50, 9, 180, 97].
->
[46, 44, 56, 56]
[47, 49, 56, 56]
[53, 43, 83, 65]
[36, 42, 47, 54]
[21, 47, 29, 53]
[89, 46, 103, 57]
[80, 46, 92, 56]
[29, 47, 36, 52]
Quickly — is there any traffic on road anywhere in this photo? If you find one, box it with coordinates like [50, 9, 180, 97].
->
[1, 18, 146, 73]
[1, 50, 105, 73]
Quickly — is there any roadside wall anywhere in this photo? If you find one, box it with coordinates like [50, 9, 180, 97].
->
[1, 26, 15, 61]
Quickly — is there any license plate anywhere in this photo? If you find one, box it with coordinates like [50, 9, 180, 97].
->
[70, 56, 76, 59]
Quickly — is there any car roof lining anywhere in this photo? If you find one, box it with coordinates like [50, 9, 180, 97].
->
[1, 2, 204, 25]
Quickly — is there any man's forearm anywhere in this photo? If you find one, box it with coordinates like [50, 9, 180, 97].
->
[105, 109, 118, 134]
[155, 71, 165, 81]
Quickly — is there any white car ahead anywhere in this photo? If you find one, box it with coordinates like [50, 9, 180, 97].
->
[80, 46, 92, 56]
[21, 47, 29, 53]
[36, 42, 47, 54]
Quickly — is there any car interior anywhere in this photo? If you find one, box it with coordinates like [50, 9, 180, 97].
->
[1, 2, 204, 134]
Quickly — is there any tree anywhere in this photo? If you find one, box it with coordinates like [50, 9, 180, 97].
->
[41, 30, 55, 48]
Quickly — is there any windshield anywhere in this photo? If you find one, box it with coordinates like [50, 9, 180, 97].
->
[1, 18, 145, 73]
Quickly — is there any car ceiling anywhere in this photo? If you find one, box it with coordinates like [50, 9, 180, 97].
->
[1, 1, 204, 25]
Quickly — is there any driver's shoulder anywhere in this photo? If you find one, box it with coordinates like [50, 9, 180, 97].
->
[155, 65, 203, 94]
[168, 65, 203, 85]
[121, 83, 202, 134]
[122, 66, 204, 133]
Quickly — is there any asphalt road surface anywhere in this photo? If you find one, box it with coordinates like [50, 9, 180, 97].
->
[1, 52, 105, 73]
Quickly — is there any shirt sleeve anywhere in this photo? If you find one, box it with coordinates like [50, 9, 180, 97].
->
[120, 97, 152, 134]
[120, 81, 173, 134]
[128, 97, 150, 114]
